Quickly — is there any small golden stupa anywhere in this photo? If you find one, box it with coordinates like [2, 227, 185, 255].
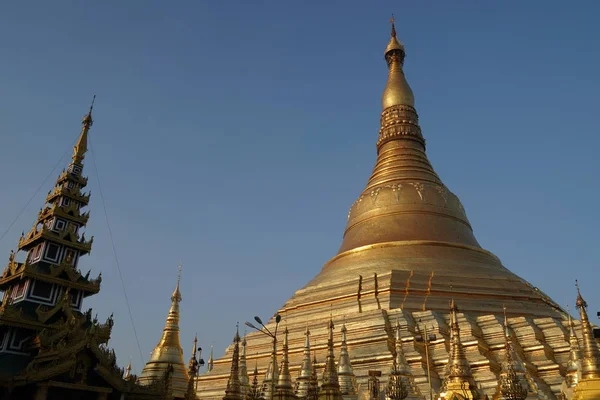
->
[195, 19, 599, 400]
[139, 267, 189, 397]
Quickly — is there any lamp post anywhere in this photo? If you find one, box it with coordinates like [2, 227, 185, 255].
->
[416, 320, 436, 400]
[245, 314, 282, 400]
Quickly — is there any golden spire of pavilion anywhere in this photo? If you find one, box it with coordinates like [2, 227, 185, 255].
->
[124, 359, 132, 380]
[440, 299, 480, 399]
[566, 308, 583, 388]
[139, 266, 189, 397]
[72, 95, 95, 165]
[337, 322, 357, 396]
[185, 335, 199, 400]
[386, 319, 408, 400]
[574, 281, 600, 380]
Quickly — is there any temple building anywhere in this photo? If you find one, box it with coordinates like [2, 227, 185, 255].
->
[0, 104, 164, 399]
[195, 20, 600, 400]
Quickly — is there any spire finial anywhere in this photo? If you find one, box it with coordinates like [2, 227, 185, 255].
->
[573, 282, 600, 380]
[390, 14, 396, 38]
[172, 265, 182, 303]
[72, 97, 96, 164]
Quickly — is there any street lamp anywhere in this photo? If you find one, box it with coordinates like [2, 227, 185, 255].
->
[415, 320, 437, 400]
[245, 314, 282, 400]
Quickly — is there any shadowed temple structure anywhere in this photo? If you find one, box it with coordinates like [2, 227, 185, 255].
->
[194, 20, 600, 400]
[0, 104, 167, 399]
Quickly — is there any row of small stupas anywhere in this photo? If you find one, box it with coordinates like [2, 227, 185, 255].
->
[136, 270, 600, 400]
[0, 102, 170, 399]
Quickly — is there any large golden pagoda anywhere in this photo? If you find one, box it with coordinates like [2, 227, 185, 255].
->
[195, 21, 599, 400]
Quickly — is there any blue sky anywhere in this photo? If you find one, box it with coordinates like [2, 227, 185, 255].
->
[0, 1, 599, 373]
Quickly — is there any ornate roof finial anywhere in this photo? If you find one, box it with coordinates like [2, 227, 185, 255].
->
[497, 306, 528, 400]
[337, 321, 357, 396]
[390, 14, 396, 38]
[441, 299, 479, 398]
[223, 326, 243, 400]
[72, 96, 96, 164]
[295, 324, 314, 398]
[574, 282, 600, 380]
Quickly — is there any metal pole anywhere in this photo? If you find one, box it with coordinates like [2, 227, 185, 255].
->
[271, 337, 277, 400]
[423, 324, 433, 400]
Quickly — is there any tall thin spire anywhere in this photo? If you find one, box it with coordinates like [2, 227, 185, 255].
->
[223, 325, 242, 400]
[185, 335, 199, 400]
[247, 363, 262, 400]
[318, 319, 343, 400]
[139, 267, 189, 397]
[239, 334, 250, 397]
[440, 299, 479, 399]
[276, 327, 295, 398]
[575, 281, 600, 380]
[337, 322, 357, 396]
[207, 345, 214, 372]
[295, 325, 314, 398]
[124, 359, 132, 380]
[497, 306, 528, 400]
[72, 95, 95, 165]
[387, 320, 408, 400]
[566, 309, 583, 388]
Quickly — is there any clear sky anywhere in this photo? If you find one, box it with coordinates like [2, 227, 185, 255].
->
[0, 1, 599, 374]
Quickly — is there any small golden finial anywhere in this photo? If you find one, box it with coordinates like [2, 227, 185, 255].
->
[575, 279, 587, 309]
[82, 95, 95, 127]
[389, 14, 396, 38]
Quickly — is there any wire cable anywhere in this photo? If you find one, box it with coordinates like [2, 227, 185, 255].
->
[89, 135, 145, 368]
[0, 137, 78, 244]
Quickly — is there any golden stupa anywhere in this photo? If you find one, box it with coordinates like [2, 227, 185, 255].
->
[139, 268, 190, 397]
[195, 21, 595, 400]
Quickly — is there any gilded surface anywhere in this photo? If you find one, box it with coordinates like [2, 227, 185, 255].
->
[139, 270, 189, 398]
[196, 24, 597, 400]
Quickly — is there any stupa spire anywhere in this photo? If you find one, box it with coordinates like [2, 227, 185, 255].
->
[223, 325, 242, 400]
[382, 16, 413, 110]
[295, 325, 314, 398]
[497, 307, 528, 400]
[387, 320, 408, 400]
[440, 299, 479, 399]
[207, 345, 214, 372]
[575, 281, 600, 380]
[239, 334, 250, 397]
[247, 363, 262, 400]
[276, 327, 295, 398]
[337, 322, 357, 396]
[185, 335, 199, 400]
[139, 267, 189, 397]
[319, 319, 343, 400]
[124, 359, 132, 380]
[565, 310, 583, 388]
